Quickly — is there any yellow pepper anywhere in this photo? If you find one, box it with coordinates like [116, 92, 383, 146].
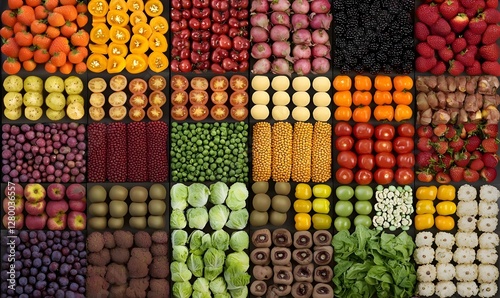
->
[415, 214, 434, 230]
[295, 184, 312, 200]
[436, 202, 457, 215]
[416, 200, 435, 215]
[294, 213, 311, 231]
[435, 215, 455, 231]
[312, 214, 332, 230]
[416, 186, 438, 201]
[312, 184, 331, 198]
[313, 199, 330, 214]
[437, 185, 456, 201]
[294, 200, 312, 213]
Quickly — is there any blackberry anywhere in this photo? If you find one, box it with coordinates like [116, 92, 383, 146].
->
[376, 52, 388, 63]
[401, 0, 414, 11]
[368, 42, 379, 51]
[387, 0, 402, 15]
[353, 65, 365, 73]
[401, 62, 413, 74]
[335, 12, 348, 24]
[333, 55, 345, 68]
[369, 63, 381, 75]
[382, 64, 393, 74]
[402, 37, 414, 49]
[332, 0, 344, 11]
[340, 65, 351, 74]
[390, 57, 402, 68]
[334, 25, 346, 36]
[336, 38, 347, 49]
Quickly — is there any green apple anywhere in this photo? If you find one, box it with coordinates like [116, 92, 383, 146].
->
[355, 201, 372, 215]
[355, 186, 373, 201]
[64, 76, 83, 95]
[45, 93, 66, 111]
[4, 107, 22, 120]
[335, 201, 353, 217]
[45, 76, 64, 93]
[24, 106, 43, 121]
[336, 186, 354, 201]
[4, 92, 23, 109]
[334, 217, 351, 231]
[23, 92, 44, 107]
[3, 75, 23, 92]
[66, 94, 84, 106]
[24, 76, 43, 92]
[46, 108, 65, 121]
[354, 215, 372, 228]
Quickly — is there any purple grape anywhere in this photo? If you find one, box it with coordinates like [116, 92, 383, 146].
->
[47, 288, 56, 296]
[59, 277, 69, 287]
[28, 276, 36, 285]
[49, 282, 59, 291]
[36, 273, 45, 281]
[16, 134, 25, 143]
[23, 259, 31, 268]
[51, 251, 61, 262]
[16, 285, 23, 295]
[55, 290, 65, 298]
[22, 249, 31, 259]
[69, 269, 77, 276]
[10, 126, 20, 135]
[47, 273, 56, 281]
[30, 268, 38, 276]
[21, 268, 29, 277]
[35, 281, 46, 290]
[2, 124, 11, 132]
[42, 256, 50, 266]
[19, 277, 28, 286]
[24, 284, 34, 294]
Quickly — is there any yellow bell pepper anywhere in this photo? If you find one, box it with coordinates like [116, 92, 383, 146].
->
[415, 214, 434, 230]
[295, 184, 312, 200]
[294, 200, 312, 213]
[313, 199, 330, 214]
[416, 200, 435, 215]
[435, 215, 455, 231]
[312, 214, 332, 230]
[294, 213, 311, 231]
[436, 202, 456, 216]
[416, 186, 437, 200]
[312, 184, 331, 198]
[437, 185, 456, 201]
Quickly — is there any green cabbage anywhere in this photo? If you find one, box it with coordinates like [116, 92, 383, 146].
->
[226, 182, 248, 211]
[209, 182, 229, 204]
[171, 262, 192, 282]
[188, 183, 210, 207]
[170, 210, 187, 229]
[172, 282, 192, 298]
[187, 207, 209, 229]
[209, 205, 230, 230]
[225, 209, 248, 230]
[171, 183, 189, 210]
[229, 231, 249, 252]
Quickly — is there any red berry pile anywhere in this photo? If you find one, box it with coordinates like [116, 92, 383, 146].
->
[415, 0, 500, 75]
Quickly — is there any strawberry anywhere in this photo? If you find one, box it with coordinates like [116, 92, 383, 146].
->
[450, 14, 470, 33]
[479, 43, 500, 61]
[445, 125, 457, 139]
[49, 37, 71, 55]
[68, 48, 84, 64]
[463, 168, 480, 182]
[486, 0, 498, 8]
[417, 152, 434, 167]
[450, 166, 465, 182]
[1, 38, 19, 58]
[483, 124, 498, 138]
[427, 35, 447, 50]
[17, 6, 36, 26]
[436, 172, 452, 183]
[33, 48, 50, 63]
[456, 46, 477, 67]
[44, 0, 59, 11]
[431, 61, 447, 75]
[416, 56, 438, 72]
[450, 137, 465, 152]
[440, 0, 460, 20]
[451, 37, 467, 54]
[18, 47, 33, 62]
[48, 12, 66, 27]
[415, 22, 431, 41]
[417, 3, 440, 26]
[464, 30, 482, 45]
[471, 150, 483, 161]
[433, 141, 450, 155]
[8, 0, 23, 9]
[481, 167, 497, 182]
[442, 154, 454, 168]
[470, 158, 485, 170]
[482, 24, 500, 44]
[0, 27, 13, 39]
[482, 138, 499, 152]
[33, 34, 52, 50]
[417, 42, 435, 58]
[464, 123, 479, 135]
[418, 170, 435, 182]
[448, 59, 465, 75]
[14, 31, 33, 47]
[482, 152, 499, 167]
[438, 47, 454, 61]
[482, 61, 500, 76]
[418, 126, 434, 138]
[434, 124, 448, 137]
[461, 0, 477, 8]
[418, 138, 434, 152]
[1, 10, 17, 28]
[53, 5, 78, 22]
[431, 18, 452, 36]
[454, 151, 471, 167]
[466, 135, 481, 151]
[34, 5, 48, 19]
[483, 8, 500, 23]
[468, 17, 488, 35]
[466, 61, 482, 75]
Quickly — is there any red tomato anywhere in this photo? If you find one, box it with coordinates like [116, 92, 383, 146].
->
[190, 104, 209, 120]
[337, 151, 357, 169]
[335, 136, 354, 151]
[374, 168, 394, 185]
[336, 168, 354, 184]
[210, 104, 229, 120]
[357, 154, 375, 171]
[229, 91, 248, 106]
[374, 140, 393, 153]
[334, 122, 352, 136]
[229, 75, 249, 91]
[355, 170, 373, 185]
[397, 153, 415, 168]
[397, 123, 415, 137]
[395, 168, 414, 185]
[393, 137, 414, 154]
[230, 106, 248, 121]
[171, 105, 188, 121]
[374, 124, 395, 140]
[353, 123, 374, 139]
[189, 90, 209, 105]
[375, 152, 396, 168]
[210, 76, 229, 91]
[355, 139, 373, 155]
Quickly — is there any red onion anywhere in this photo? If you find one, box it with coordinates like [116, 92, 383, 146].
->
[270, 25, 291, 41]
[291, 14, 309, 31]
[291, 0, 309, 14]
[292, 45, 311, 60]
[250, 27, 269, 43]
[251, 0, 269, 12]
[251, 43, 272, 59]
[294, 59, 312, 75]
[272, 41, 292, 58]
[270, 0, 291, 12]
[312, 44, 331, 58]
[271, 58, 292, 75]
[270, 12, 291, 27]
[252, 58, 272, 74]
[310, 0, 331, 13]
[310, 13, 333, 30]
[312, 29, 329, 45]
[250, 13, 270, 28]
[312, 57, 330, 74]
[292, 29, 312, 45]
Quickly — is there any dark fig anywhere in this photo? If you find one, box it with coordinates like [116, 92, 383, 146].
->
[292, 248, 313, 265]
[314, 265, 333, 283]
[293, 263, 314, 282]
[270, 247, 291, 265]
[250, 248, 270, 265]
[250, 280, 267, 296]
[293, 231, 313, 249]
[272, 228, 292, 247]
[291, 282, 313, 298]
[313, 230, 332, 246]
[252, 229, 272, 248]
[313, 246, 333, 265]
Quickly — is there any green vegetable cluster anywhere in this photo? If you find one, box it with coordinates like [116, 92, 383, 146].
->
[170, 122, 249, 183]
[332, 226, 416, 298]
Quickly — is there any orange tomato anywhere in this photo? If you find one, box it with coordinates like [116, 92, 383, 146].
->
[354, 75, 372, 91]
[393, 91, 413, 105]
[334, 107, 352, 121]
[374, 91, 392, 105]
[333, 75, 352, 91]
[352, 91, 372, 106]
[393, 75, 413, 91]
[374, 105, 394, 121]
[374, 75, 392, 91]
[395, 105, 413, 122]
[333, 91, 352, 107]
[352, 106, 371, 122]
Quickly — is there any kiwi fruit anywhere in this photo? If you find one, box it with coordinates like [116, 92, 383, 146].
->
[250, 210, 269, 227]
[253, 194, 271, 212]
[109, 185, 128, 201]
[275, 182, 291, 195]
[252, 182, 269, 194]
[149, 184, 167, 200]
[272, 195, 291, 213]
[88, 185, 107, 203]
[129, 186, 148, 202]
[269, 211, 287, 226]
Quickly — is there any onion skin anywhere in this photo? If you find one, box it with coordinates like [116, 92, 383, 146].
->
[310, 13, 333, 30]
[292, 14, 309, 31]
[312, 57, 330, 74]
[310, 0, 331, 13]
[270, 25, 291, 41]
[312, 44, 331, 59]
[294, 59, 312, 75]
[251, 43, 272, 59]
[292, 45, 311, 60]
[270, 12, 291, 27]
[270, 0, 291, 12]
[271, 58, 292, 75]
[252, 58, 272, 74]
[272, 41, 292, 59]
[250, 13, 270, 28]
[291, 0, 309, 14]
[292, 29, 312, 46]
[250, 27, 269, 43]
[312, 29, 329, 45]
[251, 0, 269, 12]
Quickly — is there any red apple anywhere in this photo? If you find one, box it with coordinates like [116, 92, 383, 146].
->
[25, 213, 48, 230]
[25, 200, 46, 216]
[2, 213, 24, 229]
[47, 183, 66, 201]
[66, 184, 86, 200]
[46, 200, 69, 217]
[69, 198, 86, 212]
[47, 214, 67, 231]
[24, 183, 46, 202]
[3, 196, 24, 215]
[68, 211, 86, 231]
[4, 183, 24, 200]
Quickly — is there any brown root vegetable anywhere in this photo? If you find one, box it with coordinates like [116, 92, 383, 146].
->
[447, 108, 459, 123]
[314, 266, 333, 283]
[456, 76, 467, 92]
[251, 248, 271, 265]
[273, 266, 293, 285]
[466, 76, 479, 94]
[458, 108, 468, 124]
[252, 229, 272, 248]
[293, 231, 313, 249]
[478, 76, 499, 95]
[465, 94, 479, 112]
[312, 283, 334, 298]
[272, 229, 292, 247]
[273, 284, 292, 296]
[437, 76, 448, 92]
[270, 247, 291, 265]
[293, 248, 313, 265]
[436, 91, 446, 109]
[313, 246, 333, 265]
[483, 106, 500, 124]
[416, 93, 429, 111]
[427, 91, 439, 109]
[250, 280, 267, 296]
[446, 76, 457, 92]
[253, 265, 273, 280]
[469, 110, 483, 122]
[432, 109, 451, 125]
[293, 264, 314, 282]
[291, 282, 313, 298]
[313, 231, 332, 246]
[418, 109, 433, 125]
[456, 92, 466, 108]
